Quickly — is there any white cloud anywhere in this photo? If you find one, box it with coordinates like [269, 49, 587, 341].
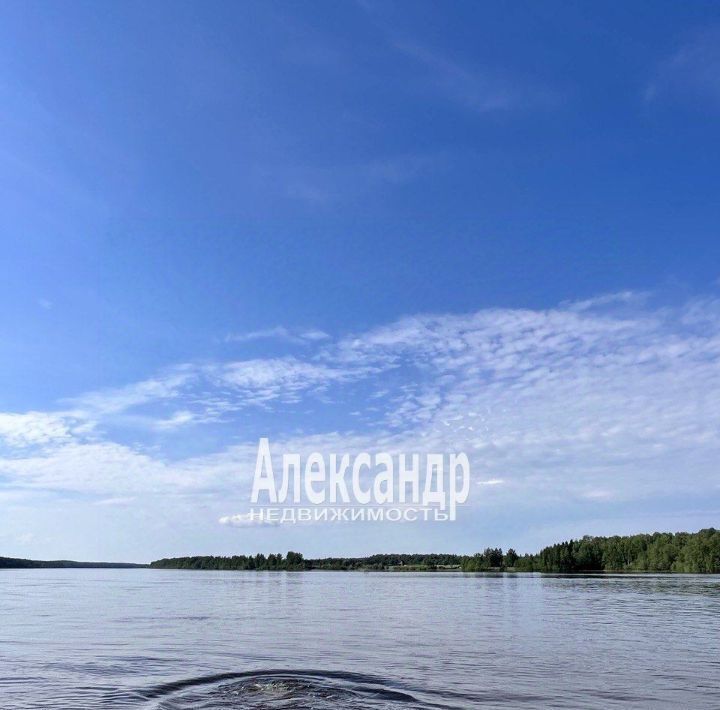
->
[1, 292, 720, 523]
[208, 357, 363, 405]
[300, 329, 331, 342]
[563, 290, 649, 312]
[0, 439, 259, 497]
[386, 36, 559, 114]
[646, 27, 720, 107]
[219, 512, 279, 528]
[153, 410, 196, 430]
[0, 412, 72, 448]
[93, 497, 135, 506]
[356, 2, 555, 115]
[393, 41, 524, 113]
[68, 368, 193, 418]
[225, 326, 330, 344]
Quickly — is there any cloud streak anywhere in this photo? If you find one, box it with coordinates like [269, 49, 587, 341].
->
[393, 41, 550, 113]
[1, 292, 720, 532]
[219, 513, 279, 528]
[646, 27, 720, 108]
[225, 326, 330, 344]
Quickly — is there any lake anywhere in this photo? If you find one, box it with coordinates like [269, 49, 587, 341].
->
[1, 570, 719, 708]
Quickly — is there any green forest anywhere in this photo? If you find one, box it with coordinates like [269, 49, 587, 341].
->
[150, 551, 311, 571]
[148, 528, 720, 573]
[0, 557, 145, 569]
[504, 528, 720, 574]
[5, 528, 719, 573]
[148, 552, 463, 571]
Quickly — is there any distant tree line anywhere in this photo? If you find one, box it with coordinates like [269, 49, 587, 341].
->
[150, 552, 464, 571]
[6, 529, 719, 573]
[311, 553, 463, 570]
[0, 557, 145, 569]
[150, 551, 310, 571]
[149, 529, 720, 574]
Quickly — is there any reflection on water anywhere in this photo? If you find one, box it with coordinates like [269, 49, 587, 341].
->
[1, 570, 719, 708]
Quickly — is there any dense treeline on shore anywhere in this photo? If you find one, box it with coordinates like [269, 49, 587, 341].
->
[507, 528, 720, 574]
[151, 551, 311, 571]
[311, 553, 463, 570]
[150, 552, 465, 571]
[0, 556, 146, 569]
[5, 529, 719, 573]
[149, 529, 720, 573]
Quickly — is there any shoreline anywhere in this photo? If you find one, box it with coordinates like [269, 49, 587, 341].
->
[5, 527, 719, 574]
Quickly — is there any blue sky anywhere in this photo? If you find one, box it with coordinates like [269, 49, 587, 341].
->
[1, 1, 720, 561]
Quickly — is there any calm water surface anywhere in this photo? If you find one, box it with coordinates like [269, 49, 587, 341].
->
[1, 570, 719, 709]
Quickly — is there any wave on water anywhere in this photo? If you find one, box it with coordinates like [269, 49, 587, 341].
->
[128, 669, 455, 709]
